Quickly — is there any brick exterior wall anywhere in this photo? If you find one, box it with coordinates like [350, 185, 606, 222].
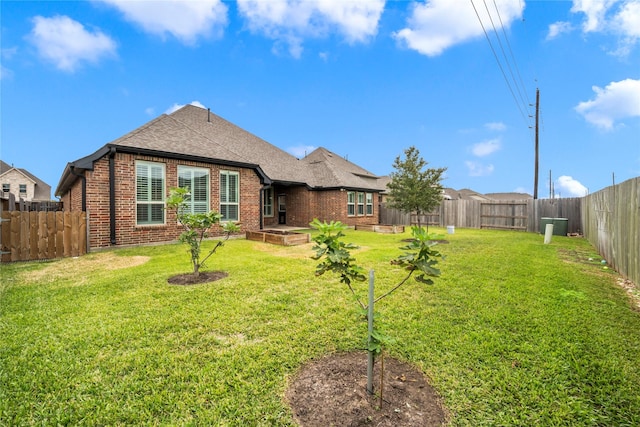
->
[62, 152, 262, 248]
[263, 185, 379, 228]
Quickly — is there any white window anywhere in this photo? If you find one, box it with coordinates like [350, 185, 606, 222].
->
[2, 184, 9, 193]
[263, 188, 274, 217]
[366, 193, 373, 216]
[178, 166, 209, 214]
[19, 184, 27, 195]
[357, 192, 365, 216]
[347, 191, 355, 216]
[220, 171, 239, 221]
[136, 161, 165, 225]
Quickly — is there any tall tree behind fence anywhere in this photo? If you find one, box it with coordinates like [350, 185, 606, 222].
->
[0, 211, 87, 262]
[582, 177, 639, 286]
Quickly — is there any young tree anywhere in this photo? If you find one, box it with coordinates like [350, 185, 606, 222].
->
[310, 218, 443, 396]
[386, 146, 447, 230]
[166, 187, 239, 277]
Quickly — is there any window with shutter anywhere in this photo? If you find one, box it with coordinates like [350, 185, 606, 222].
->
[178, 166, 209, 214]
[220, 171, 239, 221]
[136, 161, 165, 225]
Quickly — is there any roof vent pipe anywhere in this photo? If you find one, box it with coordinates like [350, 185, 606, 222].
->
[207, 108, 211, 123]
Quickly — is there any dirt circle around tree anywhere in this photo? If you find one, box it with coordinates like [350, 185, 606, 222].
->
[286, 351, 447, 426]
[167, 271, 228, 285]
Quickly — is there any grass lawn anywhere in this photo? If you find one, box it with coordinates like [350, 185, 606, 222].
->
[2, 227, 639, 426]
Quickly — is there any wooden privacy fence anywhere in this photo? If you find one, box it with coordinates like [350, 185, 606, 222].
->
[582, 177, 639, 286]
[0, 211, 87, 262]
[381, 198, 583, 234]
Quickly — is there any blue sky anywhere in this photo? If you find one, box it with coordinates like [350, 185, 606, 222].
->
[1, 0, 639, 199]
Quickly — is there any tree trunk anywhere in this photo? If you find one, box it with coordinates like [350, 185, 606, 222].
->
[193, 262, 200, 277]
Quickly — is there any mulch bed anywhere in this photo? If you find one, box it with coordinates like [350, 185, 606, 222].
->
[167, 271, 228, 285]
[287, 351, 447, 426]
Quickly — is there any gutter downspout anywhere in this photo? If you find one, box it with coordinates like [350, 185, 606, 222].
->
[69, 166, 87, 212]
[259, 185, 266, 230]
[109, 147, 117, 245]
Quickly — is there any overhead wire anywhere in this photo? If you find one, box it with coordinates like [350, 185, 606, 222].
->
[491, 0, 533, 109]
[469, 0, 533, 127]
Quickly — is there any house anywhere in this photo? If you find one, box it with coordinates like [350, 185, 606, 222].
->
[0, 160, 51, 201]
[55, 105, 385, 249]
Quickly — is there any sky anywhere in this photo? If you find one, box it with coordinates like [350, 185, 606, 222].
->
[1, 0, 639, 200]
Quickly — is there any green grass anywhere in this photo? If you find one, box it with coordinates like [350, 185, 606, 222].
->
[1, 227, 639, 426]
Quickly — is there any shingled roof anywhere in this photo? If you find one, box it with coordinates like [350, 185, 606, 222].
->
[169, 105, 310, 185]
[302, 147, 383, 190]
[56, 105, 384, 196]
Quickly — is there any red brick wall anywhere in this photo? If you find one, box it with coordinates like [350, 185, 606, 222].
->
[63, 152, 262, 248]
[264, 186, 379, 228]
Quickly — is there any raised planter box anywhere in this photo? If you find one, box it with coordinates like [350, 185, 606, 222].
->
[355, 224, 405, 234]
[245, 230, 311, 246]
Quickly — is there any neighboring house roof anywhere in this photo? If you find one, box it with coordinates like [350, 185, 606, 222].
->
[484, 192, 533, 200]
[56, 105, 384, 197]
[0, 160, 12, 174]
[302, 147, 384, 191]
[0, 159, 52, 200]
[442, 188, 491, 201]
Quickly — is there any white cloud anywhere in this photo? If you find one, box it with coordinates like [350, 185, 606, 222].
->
[575, 78, 640, 129]
[393, 0, 523, 56]
[237, 0, 384, 57]
[145, 107, 155, 116]
[614, 0, 640, 38]
[465, 161, 494, 177]
[556, 175, 588, 197]
[471, 138, 501, 157]
[165, 100, 206, 114]
[0, 65, 13, 80]
[484, 122, 506, 131]
[569, 0, 640, 54]
[546, 21, 573, 40]
[27, 15, 116, 72]
[288, 145, 317, 158]
[571, 0, 617, 32]
[99, 0, 228, 44]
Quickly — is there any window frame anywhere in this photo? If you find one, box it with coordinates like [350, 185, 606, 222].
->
[366, 192, 373, 216]
[357, 192, 365, 216]
[135, 161, 166, 226]
[177, 166, 210, 214]
[263, 187, 274, 217]
[19, 184, 27, 195]
[2, 183, 9, 194]
[220, 170, 240, 222]
[347, 191, 356, 216]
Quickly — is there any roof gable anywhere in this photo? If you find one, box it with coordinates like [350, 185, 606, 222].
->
[109, 112, 252, 165]
[302, 147, 383, 190]
[169, 105, 310, 185]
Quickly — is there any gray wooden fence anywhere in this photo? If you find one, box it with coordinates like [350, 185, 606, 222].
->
[582, 177, 639, 286]
[380, 198, 583, 234]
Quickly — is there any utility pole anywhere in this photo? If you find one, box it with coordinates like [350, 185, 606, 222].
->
[533, 88, 540, 200]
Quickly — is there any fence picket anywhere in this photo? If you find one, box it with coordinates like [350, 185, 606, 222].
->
[0, 211, 87, 262]
[56, 212, 64, 257]
[30, 212, 38, 260]
[0, 212, 8, 262]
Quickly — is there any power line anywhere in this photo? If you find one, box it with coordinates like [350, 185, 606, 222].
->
[491, 0, 533, 109]
[469, 0, 532, 126]
[482, 0, 530, 113]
